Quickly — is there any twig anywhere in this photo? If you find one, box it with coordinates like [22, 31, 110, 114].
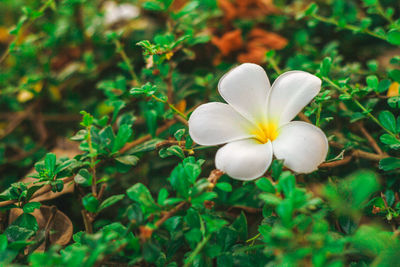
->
[155, 201, 186, 228]
[114, 39, 140, 86]
[183, 234, 211, 267]
[155, 140, 186, 150]
[298, 112, 312, 123]
[0, 102, 38, 140]
[81, 210, 93, 234]
[120, 119, 177, 154]
[357, 122, 384, 155]
[0, 0, 54, 65]
[139, 201, 187, 240]
[319, 155, 353, 168]
[0, 176, 74, 207]
[207, 169, 224, 190]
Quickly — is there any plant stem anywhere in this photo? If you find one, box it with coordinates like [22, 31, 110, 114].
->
[151, 94, 187, 120]
[323, 77, 399, 140]
[183, 234, 211, 267]
[311, 14, 386, 41]
[0, 0, 54, 65]
[87, 126, 97, 197]
[114, 39, 140, 86]
[268, 56, 282, 75]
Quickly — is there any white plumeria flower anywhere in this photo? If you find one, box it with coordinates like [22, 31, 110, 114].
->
[103, 1, 140, 26]
[188, 63, 328, 180]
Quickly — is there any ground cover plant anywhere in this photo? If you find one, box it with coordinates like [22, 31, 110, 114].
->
[0, 0, 400, 266]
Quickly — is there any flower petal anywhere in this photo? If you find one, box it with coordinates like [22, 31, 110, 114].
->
[272, 121, 328, 173]
[216, 139, 273, 180]
[188, 102, 255, 146]
[267, 71, 321, 126]
[218, 63, 271, 123]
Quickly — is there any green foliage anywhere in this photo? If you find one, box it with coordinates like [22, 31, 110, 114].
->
[1, 0, 400, 265]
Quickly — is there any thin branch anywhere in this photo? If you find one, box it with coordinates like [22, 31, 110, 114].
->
[357, 122, 384, 155]
[207, 169, 224, 190]
[0, 176, 74, 207]
[120, 119, 177, 154]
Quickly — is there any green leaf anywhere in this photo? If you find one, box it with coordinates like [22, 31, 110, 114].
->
[366, 75, 378, 89]
[183, 162, 201, 184]
[82, 194, 99, 213]
[126, 183, 159, 213]
[0, 234, 7, 251]
[142, 1, 164, 11]
[157, 188, 169, 205]
[320, 57, 331, 76]
[380, 134, 400, 149]
[271, 160, 283, 180]
[22, 202, 41, 213]
[159, 145, 185, 159]
[278, 172, 296, 196]
[45, 153, 56, 177]
[387, 30, 400, 46]
[232, 212, 248, 241]
[215, 182, 232, 192]
[379, 111, 397, 133]
[389, 69, 400, 83]
[255, 178, 275, 193]
[174, 129, 185, 141]
[5, 225, 35, 243]
[74, 169, 92, 187]
[129, 138, 163, 154]
[80, 111, 93, 127]
[379, 157, 400, 171]
[112, 124, 132, 153]
[115, 155, 139, 166]
[376, 79, 391, 93]
[259, 193, 281, 206]
[98, 194, 125, 212]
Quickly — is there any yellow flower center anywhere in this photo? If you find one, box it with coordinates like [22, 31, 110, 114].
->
[251, 121, 279, 144]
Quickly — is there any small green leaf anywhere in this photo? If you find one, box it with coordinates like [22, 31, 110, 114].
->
[389, 69, 400, 83]
[366, 75, 378, 89]
[115, 155, 139, 166]
[380, 134, 400, 149]
[82, 194, 99, 213]
[255, 178, 275, 193]
[379, 111, 397, 133]
[98, 194, 125, 212]
[174, 129, 186, 141]
[159, 145, 185, 159]
[215, 182, 232, 192]
[278, 172, 296, 196]
[379, 157, 400, 171]
[74, 169, 92, 187]
[157, 188, 169, 205]
[126, 183, 159, 213]
[22, 202, 41, 213]
[45, 153, 56, 177]
[112, 124, 133, 153]
[387, 30, 400, 46]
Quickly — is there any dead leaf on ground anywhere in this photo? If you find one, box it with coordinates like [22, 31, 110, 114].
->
[211, 29, 243, 56]
[238, 28, 288, 64]
[218, 0, 278, 22]
[9, 205, 73, 251]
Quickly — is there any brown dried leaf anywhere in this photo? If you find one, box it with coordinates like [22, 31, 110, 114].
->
[9, 205, 73, 251]
[237, 28, 287, 64]
[247, 28, 288, 50]
[211, 29, 243, 56]
[218, 0, 278, 22]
